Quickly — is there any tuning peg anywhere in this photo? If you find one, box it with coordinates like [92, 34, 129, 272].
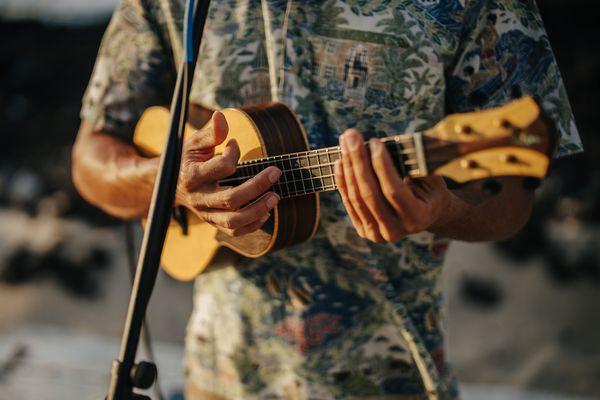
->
[492, 118, 512, 129]
[482, 179, 502, 196]
[460, 159, 479, 169]
[500, 153, 520, 164]
[454, 124, 473, 135]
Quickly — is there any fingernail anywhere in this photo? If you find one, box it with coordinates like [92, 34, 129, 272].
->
[266, 194, 279, 208]
[340, 136, 348, 155]
[268, 169, 282, 183]
[346, 132, 359, 150]
[260, 213, 271, 224]
[369, 138, 382, 154]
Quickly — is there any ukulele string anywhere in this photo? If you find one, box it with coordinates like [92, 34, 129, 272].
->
[218, 140, 422, 185]
[227, 137, 419, 175]
[218, 154, 422, 186]
[217, 138, 457, 188]
[230, 138, 455, 173]
[235, 136, 418, 167]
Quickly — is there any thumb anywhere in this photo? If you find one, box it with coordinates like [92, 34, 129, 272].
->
[187, 111, 229, 153]
[211, 110, 229, 146]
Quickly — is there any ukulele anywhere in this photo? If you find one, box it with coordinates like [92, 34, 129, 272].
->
[133, 96, 554, 281]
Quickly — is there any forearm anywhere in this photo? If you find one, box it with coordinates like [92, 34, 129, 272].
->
[429, 178, 534, 242]
[72, 121, 159, 219]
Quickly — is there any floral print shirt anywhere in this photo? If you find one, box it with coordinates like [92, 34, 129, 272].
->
[81, 1, 582, 398]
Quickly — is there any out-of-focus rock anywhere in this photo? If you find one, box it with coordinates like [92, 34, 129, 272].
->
[6, 169, 44, 208]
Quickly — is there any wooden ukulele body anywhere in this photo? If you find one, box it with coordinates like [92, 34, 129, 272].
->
[134, 103, 319, 281]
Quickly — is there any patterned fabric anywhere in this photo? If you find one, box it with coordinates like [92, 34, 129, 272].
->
[81, 1, 583, 398]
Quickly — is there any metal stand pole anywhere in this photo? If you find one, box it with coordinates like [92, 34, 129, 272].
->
[106, 1, 211, 398]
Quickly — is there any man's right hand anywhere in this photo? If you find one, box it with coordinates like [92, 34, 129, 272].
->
[176, 111, 281, 237]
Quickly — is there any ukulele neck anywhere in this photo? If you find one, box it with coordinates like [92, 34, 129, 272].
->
[218, 133, 428, 199]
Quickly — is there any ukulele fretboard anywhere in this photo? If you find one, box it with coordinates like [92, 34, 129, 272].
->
[218, 133, 427, 199]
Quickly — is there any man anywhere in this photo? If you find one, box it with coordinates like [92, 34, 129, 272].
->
[72, 1, 582, 398]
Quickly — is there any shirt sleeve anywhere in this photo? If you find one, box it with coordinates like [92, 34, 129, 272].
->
[80, 0, 175, 142]
[445, 0, 583, 157]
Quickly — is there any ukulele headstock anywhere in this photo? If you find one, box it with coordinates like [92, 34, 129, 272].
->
[423, 96, 556, 184]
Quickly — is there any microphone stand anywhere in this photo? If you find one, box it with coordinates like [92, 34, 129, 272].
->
[106, 1, 211, 398]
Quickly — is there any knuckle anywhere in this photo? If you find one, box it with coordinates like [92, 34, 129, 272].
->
[221, 217, 234, 230]
[382, 186, 397, 199]
[366, 233, 379, 243]
[382, 227, 401, 242]
[360, 188, 377, 203]
[380, 228, 392, 242]
[229, 214, 246, 230]
[348, 190, 361, 204]
[219, 197, 232, 209]
[182, 170, 198, 190]
[258, 174, 273, 189]
[363, 219, 376, 232]
[200, 212, 212, 224]
[224, 162, 237, 177]
[220, 193, 238, 210]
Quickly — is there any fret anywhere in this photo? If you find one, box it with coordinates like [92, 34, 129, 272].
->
[272, 159, 284, 195]
[314, 151, 324, 191]
[308, 154, 321, 178]
[323, 148, 336, 189]
[280, 174, 338, 199]
[288, 156, 304, 195]
[285, 155, 299, 196]
[308, 153, 320, 188]
[271, 156, 287, 196]
[305, 153, 316, 194]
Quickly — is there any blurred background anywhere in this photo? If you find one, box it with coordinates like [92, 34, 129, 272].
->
[0, 1, 598, 399]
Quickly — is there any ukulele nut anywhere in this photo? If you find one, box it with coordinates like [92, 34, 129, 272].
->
[518, 131, 541, 145]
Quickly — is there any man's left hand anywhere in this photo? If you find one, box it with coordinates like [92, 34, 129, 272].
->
[334, 129, 451, 243]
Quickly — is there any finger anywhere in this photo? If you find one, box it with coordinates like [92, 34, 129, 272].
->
[340, 134, 383, 242]
[230, 213, 271, 237]
[343, 131, 397, 229]
[369, 138, 418, 210]
[334, 159, 364, 237]
[198, 192, 279, 231]
[203, 166, 281, 210]
[369, 138, 424, 233]
[191, 139, 241, 184]
[185, 111, 229, 160]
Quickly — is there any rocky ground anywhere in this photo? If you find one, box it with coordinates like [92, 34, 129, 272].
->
[1, 1, 599, 399]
